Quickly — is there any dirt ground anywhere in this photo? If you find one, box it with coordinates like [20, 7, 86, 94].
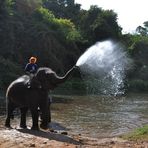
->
[0, 116, 147, 148]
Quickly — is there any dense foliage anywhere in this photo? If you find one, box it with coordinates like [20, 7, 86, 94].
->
[1, 0, 148, 92]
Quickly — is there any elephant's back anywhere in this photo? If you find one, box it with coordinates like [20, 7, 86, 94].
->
[7, 75, 29, 90]
[6, 75, 29, 103]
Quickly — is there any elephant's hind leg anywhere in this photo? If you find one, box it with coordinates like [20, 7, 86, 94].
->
[5, 102, 15, 128]
[20, 107, 28, 128]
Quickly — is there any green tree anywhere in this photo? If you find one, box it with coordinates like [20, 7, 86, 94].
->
[77, 5, 122, 44]
[12, 0, 42, 15]
[0, 0, 7, 16]
[92, 9, 122, 40]
[136, 26, 147, 36]
[136, 21, 148, 36]
[42, 0, 81, 23]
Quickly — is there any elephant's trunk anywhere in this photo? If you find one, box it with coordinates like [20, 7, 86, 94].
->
[55, 65, 77, 84]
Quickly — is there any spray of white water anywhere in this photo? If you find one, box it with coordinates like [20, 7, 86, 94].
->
[76, 40, 132, 95]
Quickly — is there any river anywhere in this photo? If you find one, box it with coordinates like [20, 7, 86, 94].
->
[50, 93, 148, 138]
[0, 93, 147, 138]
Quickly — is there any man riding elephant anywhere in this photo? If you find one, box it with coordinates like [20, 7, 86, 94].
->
[5, 65, 78, 130]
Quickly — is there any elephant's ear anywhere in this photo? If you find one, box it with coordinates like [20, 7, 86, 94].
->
[35, 69, 46, 81]
[35, 69, 47, 86]
[35, 67, 60, 90]
[30, 77, 41, 89]
[46, 72, 58, 85]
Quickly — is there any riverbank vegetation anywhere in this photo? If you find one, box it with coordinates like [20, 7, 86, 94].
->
[122, 125, 148, 141]
[1, 0, 148, 92]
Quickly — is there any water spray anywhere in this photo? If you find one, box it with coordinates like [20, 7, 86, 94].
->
[76, 40, 132, 95]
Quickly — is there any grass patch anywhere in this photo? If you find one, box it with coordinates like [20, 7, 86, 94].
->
[121, 125, 148, 141]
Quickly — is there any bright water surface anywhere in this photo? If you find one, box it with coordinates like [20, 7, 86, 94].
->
[51, 93, 148, 138]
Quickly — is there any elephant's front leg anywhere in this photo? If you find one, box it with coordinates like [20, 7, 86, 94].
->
[40, 98, 51, 123]
[20, 107, 28, 128]
[39, 103, 49, 130]
[30, 108, 39, 130]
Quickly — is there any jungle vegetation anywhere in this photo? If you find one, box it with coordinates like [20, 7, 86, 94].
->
[1, 0, 148, 92]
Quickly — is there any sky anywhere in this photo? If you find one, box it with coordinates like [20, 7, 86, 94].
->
[75, 0, 148, 33]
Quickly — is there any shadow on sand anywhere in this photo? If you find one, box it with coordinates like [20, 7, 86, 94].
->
[16, 122, 81, 145]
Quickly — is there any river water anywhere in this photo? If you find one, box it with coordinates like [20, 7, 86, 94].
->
[51, 93, 148, 138]
[0, 93, 147, 138]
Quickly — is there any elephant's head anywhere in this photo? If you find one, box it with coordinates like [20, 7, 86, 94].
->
[31, 65, 78, 90]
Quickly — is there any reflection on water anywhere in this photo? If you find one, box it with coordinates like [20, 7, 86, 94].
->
[51, 93, 148, 138]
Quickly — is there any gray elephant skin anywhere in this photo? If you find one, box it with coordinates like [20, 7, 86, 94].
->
[5, 66, 76, 130]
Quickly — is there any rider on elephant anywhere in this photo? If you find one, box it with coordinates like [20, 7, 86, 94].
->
[25, 56, 39, 88]
[25, 56, 38, 75]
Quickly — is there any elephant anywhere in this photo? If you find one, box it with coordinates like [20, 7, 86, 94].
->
[5, 65, 77, 130]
